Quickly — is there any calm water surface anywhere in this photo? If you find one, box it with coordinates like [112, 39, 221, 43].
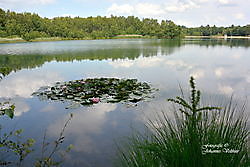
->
[0, 39, 250, 166]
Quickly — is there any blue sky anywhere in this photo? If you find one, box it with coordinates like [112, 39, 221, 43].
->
[0, 0, 249, 27]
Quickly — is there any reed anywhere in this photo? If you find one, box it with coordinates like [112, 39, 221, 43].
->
[118, 77, 249, 167]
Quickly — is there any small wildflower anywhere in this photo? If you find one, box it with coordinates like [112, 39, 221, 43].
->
[91, 97, 100, 103]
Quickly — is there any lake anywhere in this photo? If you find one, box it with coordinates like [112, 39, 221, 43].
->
[0, 38, 250, 166]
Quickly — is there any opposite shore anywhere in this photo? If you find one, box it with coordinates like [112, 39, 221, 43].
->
[0, 35, 150, 44]
[185, 35, 250, 39]
[0, 35, 250, 44]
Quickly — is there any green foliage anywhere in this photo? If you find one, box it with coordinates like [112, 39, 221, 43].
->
[168, 76, 221, 116]
[0, 8, 183, 40]
[0, 102, 35, 166]
[0, 67, 12, 80]
[1, 8, 249, 39]
[0, 101, 73, 166]
[118, 77, 249, 167]
[0, 30, 7, 37]
[0, 129, 35, 166]
[0, 101, 15, 119]
[185, 24, 250, 36]
[22, 31, 44, 41]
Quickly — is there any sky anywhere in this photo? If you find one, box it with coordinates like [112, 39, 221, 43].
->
[0, 0, 249, 27]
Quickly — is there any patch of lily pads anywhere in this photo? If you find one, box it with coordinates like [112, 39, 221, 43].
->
[32, 78, 157, 108]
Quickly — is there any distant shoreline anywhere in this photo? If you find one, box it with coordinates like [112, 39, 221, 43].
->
[1, 35, 250, 44]
[185, 35, 250, 39]
[0, 35, 152, 44]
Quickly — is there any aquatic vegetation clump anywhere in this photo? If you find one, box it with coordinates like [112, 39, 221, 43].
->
[33, 78, 157, 107]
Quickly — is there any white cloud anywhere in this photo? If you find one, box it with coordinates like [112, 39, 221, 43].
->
[195, 0, 209, 2]
[107, 3, 134, 15]
[234, 13, 245, 20]
[107, 1, 200, 16]
[105, 0, 249, 27]
[214, 67, 225, 78]
[109, 56, 165, 68]
[109, 60, 134, 68]
[218, 0, 230, 5]
[218, 84, 234, 95]
[165, 60, 193, 70]
[13, 99, 30, 116]
[0, 0, 55, 7]
[0, 71, 62, 98]
[190, 69, 205, 79]
[174, 19, 194, 27]
[136, 3, 165, 16]
[109, 56, 197, 74]
[47, 103, 117, 153]
[107, 3, 166, 17]
[165, 1, 199, 13]
[217, 0, 236, 6]
[232, 54, 242, 59]
[35, 0, 55, 4]
[246, 75, 250, 83]
[138, 57, 164, 68]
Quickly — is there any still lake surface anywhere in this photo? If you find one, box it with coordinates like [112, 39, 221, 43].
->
[0, 39, 250, 166]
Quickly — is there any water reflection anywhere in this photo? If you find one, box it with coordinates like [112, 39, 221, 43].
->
[48, 103, 117, 152]
[9, 98, 30, 117]
[0, 39, 249, 78]
[0, 39, 181, 77]
[183, 38, 250, 48]
[0, 39, 249, 167]
[0, 70, 63, 98]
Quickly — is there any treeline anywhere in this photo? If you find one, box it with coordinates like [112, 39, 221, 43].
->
[0, 8, 182, 41]
[184, 24, 250, 36]
[0, 8, 249, 41]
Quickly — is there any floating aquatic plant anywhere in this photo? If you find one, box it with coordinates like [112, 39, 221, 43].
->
[32, 78, 157, 108]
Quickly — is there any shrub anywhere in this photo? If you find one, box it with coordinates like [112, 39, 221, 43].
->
[0, 30, 7, 37]
[22, 31, 43, 41]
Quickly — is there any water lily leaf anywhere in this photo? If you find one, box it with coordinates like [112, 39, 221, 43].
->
[66, 95, 74, 99]
[129, 98, 142, 103]
[74, 97, 82, 101]
[81, 99, 93, 105]
[65, 103, 81, 109]
[51, 96, 58, 100]
[32, 77, 158, 108]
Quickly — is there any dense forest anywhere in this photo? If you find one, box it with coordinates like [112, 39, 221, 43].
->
[184, 25, 250, 36]
[0, 8, 249, 41]
[0, 8, 182, 41]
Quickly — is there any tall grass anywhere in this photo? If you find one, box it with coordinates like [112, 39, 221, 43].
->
[118, 77, 249, 167]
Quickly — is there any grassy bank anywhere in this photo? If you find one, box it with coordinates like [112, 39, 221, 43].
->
[0, 37, 78, 44]
[1, 35, 249, 44]
[118, 77, 249, 167]
[0, 35, 154, 44]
